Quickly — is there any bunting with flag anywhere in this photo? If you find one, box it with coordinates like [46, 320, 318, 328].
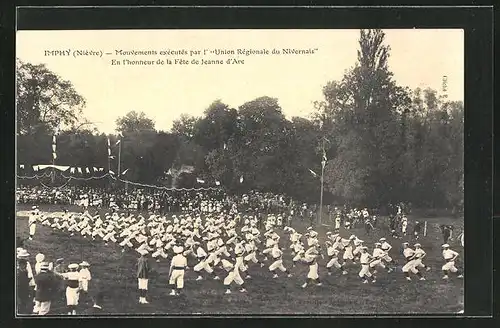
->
[196, 178, 205, 184]
[215, 180, 221, 186]
[93, 167, 98, 172]
[19, 164, 24, 169]
[37, 164, 69, 171]
[77, 167, 82, 174]
[33, 165, 39, 172]
[99, 168, 104, 172]
[52, 134, 57, 160]
[85, 167, 90, 174]
[70, 167, 75, 174]
[240, 175, 244, 183]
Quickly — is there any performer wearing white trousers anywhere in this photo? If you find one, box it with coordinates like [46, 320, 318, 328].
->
[169, 246, 187, 296]
[369, 243, 389, 282]
[269, 244, 292, 278]
[325, 241, 347, 275]
[59, 263, 81, 315]
[379, 238, 397, 271]
[342, 236, 356, 264]
[402, 243, 419, 281]
[301, 245, 322, 288]
[222, 258, 246, 294]
[28, 207, 39, 240]
[358, 247, 375, 283]
[193, 244, 216, 280]
[413, 243, 431, 279]
[441, 244, 463, 280]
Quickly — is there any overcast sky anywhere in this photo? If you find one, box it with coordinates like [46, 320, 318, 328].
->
[16, 29, 463, 134]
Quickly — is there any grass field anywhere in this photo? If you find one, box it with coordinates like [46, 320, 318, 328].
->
[16, 204, 464, 315]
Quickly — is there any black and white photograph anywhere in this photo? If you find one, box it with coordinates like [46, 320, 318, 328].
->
[15, 26, 466, 316]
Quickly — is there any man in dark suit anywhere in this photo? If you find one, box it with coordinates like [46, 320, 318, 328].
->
[17, 257, 31, 314]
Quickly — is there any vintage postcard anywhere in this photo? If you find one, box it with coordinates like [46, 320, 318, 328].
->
[16, 27, 464, 316]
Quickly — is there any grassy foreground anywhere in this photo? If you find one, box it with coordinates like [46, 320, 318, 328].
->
[16, 204, 464, 315]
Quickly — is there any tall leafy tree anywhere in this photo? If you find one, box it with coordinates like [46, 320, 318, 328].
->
[320, 29, 412, 206]
[16, 59, 86, 135]
[115, 110, 155, 134]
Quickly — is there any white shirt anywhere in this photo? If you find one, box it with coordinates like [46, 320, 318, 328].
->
[443, 249, 458, 260]
[62, 271, 80, 281]
[381, 242, 392, 251]
[359, 253, 371, 264]
[79, 268, 92, 280]
[414, 248, 426, 259]
[271, 246, 282, 258]
[372, 248, 385, 259]
[327, 246, 339, 257]
[170, 254, 187, 268]
[196, 247, 207, 258]
[403, 248, 415, 259]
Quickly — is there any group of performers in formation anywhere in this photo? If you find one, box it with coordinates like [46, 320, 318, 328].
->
[17, 200, 464, 315]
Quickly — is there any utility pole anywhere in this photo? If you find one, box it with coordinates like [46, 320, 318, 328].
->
[117, 137, 122, 182]
[320, 137, 326, 225]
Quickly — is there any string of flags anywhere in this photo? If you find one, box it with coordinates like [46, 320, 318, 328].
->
[52, 134, 57, 160]
[23, 165, 105, 174]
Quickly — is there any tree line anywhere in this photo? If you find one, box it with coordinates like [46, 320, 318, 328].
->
[16, 29, 463, 210]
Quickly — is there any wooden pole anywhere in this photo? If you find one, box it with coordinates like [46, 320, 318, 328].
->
[320, 164, 324, 225]
[118, 139, 122, 182]
[319, 138, 326, 225]
[424, 221, 428, 237]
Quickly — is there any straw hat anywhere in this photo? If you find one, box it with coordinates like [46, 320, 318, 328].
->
[17, 249, 30, 258]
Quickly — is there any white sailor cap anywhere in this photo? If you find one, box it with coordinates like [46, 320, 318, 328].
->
[349, 235, 356, 240]
[442, 244, 450, 248]
[374, 242, 381, 247]
[379, 238, 386, 242]
[414, 243, 422, 248]
[80, 261, 90, 267]
[326, 231, 332, 235]
[173, 245, 184, 254]
[35, 253, 45, 262]
[68, 263, 79, 269]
